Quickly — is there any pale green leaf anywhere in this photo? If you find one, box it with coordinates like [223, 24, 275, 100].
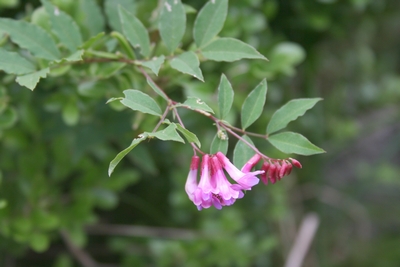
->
[201, 37, 267, 62]
[0, 18, 60, 60]
[241, 79, 267, 129]
[159, 0, 186, 53]
[79, 32, 105, 50]
[42, 0, 83, 52]
[170, 51, 204, 81]
[210, 131, 228, 154]
[267, 98, 323, 134]
[268, 132, 325, 155]
[146, 124, 184, 143]
[138, 56, 165, 76]
[217, 74, 234, 119]
[120, 89, 162, 116]
[79, 0, 105, 36]
[146, 77, 169, 101]
[15, 68, 50, 90]
[175, 123, 201, 148]
[177, 97, 214, 114]
[233, 135, 255, 168]
[51, 50, 84, 64]
[119, 6, 151, 58]
[109, 134, 148, 176]
[0, 48, 36, 75]
[183, 4, 197, 14]
[105, 0, 136, 32]
[193, 0, 228, 48]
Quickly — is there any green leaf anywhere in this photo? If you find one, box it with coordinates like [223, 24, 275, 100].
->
[0, 107, 18, 129]
[241, 79, 267, 129]
[267, 98, 323, 134]
[233, 135, 255, 168]
[51, 50, 84, 64]
[118, 6, 151, 58]
[79, 32, 105, 50]
[104, 0, 136, 32]
[120, 89, 162, 116]
[109, 134, 148, 176]
[170, 51, 204, 81]
[94, 62, 126, 79]
[193, 0, 228, 48]
[15, 68, 50, 90]
[29, 233, 49, 252]
[62, 100, 79, 126]
[138, 56, 165, 76]
[0, 18, 60, 60]
[0, 48, 36, 75]
[201, 37, 267, 62]
[267, 132, 325, 155]
[79, 0, 105, 36]
[210, 130, 228, 154]
[159, 0, 186, 53]
[217, 74, 234, 119]
[175, 123, 201, 148]
[146, 77, 168, 101]
[42, 0, 83, 52]
[147, 124, 184, 143]
[177, 97, 214, 114]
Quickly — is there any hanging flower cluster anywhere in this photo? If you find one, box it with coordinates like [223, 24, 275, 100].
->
[185, 152, 302, 210]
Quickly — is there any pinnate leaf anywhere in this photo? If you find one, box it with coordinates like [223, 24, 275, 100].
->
[267, 132, 325, 155]
[267, 98, 322, 134]
[0, 18, 60, 60]
[120, 89, 162, 116]
[241, 79, 267, 129]
[233, 135, 255, 168]
[170, 51, 204, 81]
[201, 37, 267, 62]
[217, 74, 234, 119]
[159, 0, 186, 53]
[109, 134, 148, 176]
[193, 0, 228, 48]
[16, 68, 50, 91]
[0, 48, 36, 75]
[118, 6, 151, 58]
[42, 0, 83, 52]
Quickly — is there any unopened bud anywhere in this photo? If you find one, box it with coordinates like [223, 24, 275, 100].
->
[290, 158, 302, 168]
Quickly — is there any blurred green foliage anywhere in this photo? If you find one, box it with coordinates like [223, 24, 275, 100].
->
[1, 0, 400, 266]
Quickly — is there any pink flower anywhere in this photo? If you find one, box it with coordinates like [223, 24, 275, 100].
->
[215, 152, 263, 190]
[185, 156, 199, 202]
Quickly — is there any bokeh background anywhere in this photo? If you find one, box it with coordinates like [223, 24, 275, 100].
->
[1, 0, 399, 266]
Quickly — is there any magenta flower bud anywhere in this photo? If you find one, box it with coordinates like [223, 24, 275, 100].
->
[241, 153, 262, 173]
[278, 160, 288, 180]
[290, 158, 302, 168]
[185, 156, 199, 202]
[268, 163, 277, 184]
[285, 162, 293, 175]
[261, 162, 270, 185]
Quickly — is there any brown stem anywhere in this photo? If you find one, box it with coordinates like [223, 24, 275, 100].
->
[60, 230, 98, 267]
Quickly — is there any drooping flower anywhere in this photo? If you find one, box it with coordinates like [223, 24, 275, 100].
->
[241, 153, 262, 173]
[185, 156, 199, 202]
[215, 152, 263, 190]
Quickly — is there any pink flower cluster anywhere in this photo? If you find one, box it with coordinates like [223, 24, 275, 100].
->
[185, 152, 263, 210]
[185, 153, 302, 210]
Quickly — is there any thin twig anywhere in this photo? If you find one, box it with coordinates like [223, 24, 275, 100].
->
[60, 230, 98, 267]
[284, 213, 320, 267]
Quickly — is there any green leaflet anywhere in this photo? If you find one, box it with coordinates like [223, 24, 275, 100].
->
[217, 74, 234, 120]
[146, 77, 169, 101]
[176, 97, 214, 114]
[120, 89, 162, 116]
[170, 51, 204, 81]
[175, 123, 201, 148]
[241, 79, 267, 129]
[193, 0, 228, 48]
[138, 56, 165, 76]
[201, 37, 267, 62]
[210, 130, 228, 155]
[104, 0, 136, 32]
[118, 6, 151, 58]
[42, 0, 83, 52]
[0, 48, 36, 75]
[0, 18, 60, 60]
[108, 134, 148, 176]
[16, 68, 50, 91]
[78, 0, 105, 36]
[146, 124, 185, 143]
[159, 0, 186, 53]
[233, 135, 255, 168]
[267, 98, 322, 134]
[268, 132, 325, 155]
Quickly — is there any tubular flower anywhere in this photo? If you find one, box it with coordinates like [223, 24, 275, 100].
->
[185, 156, 199, 202]
[216, 152, 262, 190]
